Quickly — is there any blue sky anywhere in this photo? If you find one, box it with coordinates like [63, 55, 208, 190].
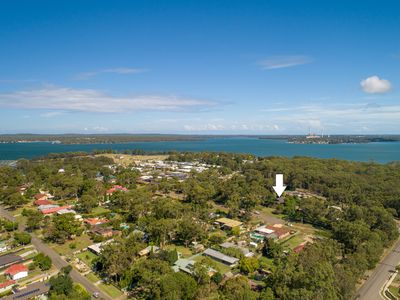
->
[0, 0, 399, 134]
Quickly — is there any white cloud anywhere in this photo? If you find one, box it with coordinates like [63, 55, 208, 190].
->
[263, 102, 400, 133]
[0, 86, 217, 113]
[360, 75, 392, 94]
[40, 111, 65, 118]
[183, 122, 281, 132]
[75, 67, 147, 80]
[258, 55, 313, 70]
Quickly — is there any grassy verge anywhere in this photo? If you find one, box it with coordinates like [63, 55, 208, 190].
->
[98, 282, 124, 298]
[86, 272, 101, 283]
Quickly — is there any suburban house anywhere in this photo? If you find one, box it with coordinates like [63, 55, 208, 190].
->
[203, 248, 239, 267]
[0, 241, 9, 253]
[34, 199, 54, 206]
[191, 242, 205, 253]
[220, 242, 254, 257]
[88, 240, 114, 255]
[266, 224, 290, 240]
[173, 258, 216, 276]
[40, 205, 72, 215]
[56, 208, 77, 216]
[138, 245, 160, 257]
[34, 193, 48, 201]
[3, 282, 50, 300]
[253, 224, 290, 240]
[106, 185, 128, 196]
[89, 226, 119, 238]
[172, 258, 196, 274]
[84, 218, 109, 227]
[0, 254, 23, 269]
[37, 204, 59, 211]
[215, 217, 243, 231]
[0, 280, 15, 293]
[276, 196, 285, 204]
[5, 264, 28, 280]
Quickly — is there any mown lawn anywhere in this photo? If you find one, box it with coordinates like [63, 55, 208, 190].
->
[90, 206, 110, 216]
[98, 283, 124, 298]
[76, 250, 97, 267]
[85, 272, 101, 283]
[52, 234, 93, 256]
[280, 233, 305, 250]
[165, 245, 193, 258]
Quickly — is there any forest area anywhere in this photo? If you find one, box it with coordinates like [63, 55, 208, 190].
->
[0, 151, 399, 299]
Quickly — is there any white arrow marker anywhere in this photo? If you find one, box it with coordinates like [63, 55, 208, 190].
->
[273, 174, 286, 197]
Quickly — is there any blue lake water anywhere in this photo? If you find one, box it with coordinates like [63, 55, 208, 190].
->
[0, 138, 399, 163]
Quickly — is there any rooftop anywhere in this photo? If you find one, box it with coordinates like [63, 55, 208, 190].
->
[204, 248, 239, 265]
[3, 282, 50, 300]
[5, 264, 28, 276]
[0, 254, 23, 268]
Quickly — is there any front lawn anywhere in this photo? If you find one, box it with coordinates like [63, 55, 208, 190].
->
[52, 234, 93, 256]
[165, 245, 193, 258]
[192, 255, 231, 274]
[280, 233, 305, 250]
[76, 250, 97, 267]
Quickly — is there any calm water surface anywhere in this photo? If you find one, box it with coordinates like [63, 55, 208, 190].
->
[0, 138, 399, 163]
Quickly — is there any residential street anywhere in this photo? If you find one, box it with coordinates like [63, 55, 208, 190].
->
[355, 238, 400, 300]
[0, 206, 112, 300]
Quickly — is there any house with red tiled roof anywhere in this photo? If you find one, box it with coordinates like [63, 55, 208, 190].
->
[84, 218, 109, 226]
[0, 280, 15, 293]
[106, 185, 128, 196]
[265, 224, 290, 240]
[34, 199, 54, 206]
[41, 205, 72, 215]
[34, 193, 48, 201]
[5, 264, 28, 280]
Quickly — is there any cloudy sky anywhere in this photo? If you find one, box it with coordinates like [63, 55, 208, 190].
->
[0, 0, 399, 134]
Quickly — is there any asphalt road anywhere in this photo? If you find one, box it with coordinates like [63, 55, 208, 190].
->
[355, 238, 400, 300]
[0, 206, 112, 300]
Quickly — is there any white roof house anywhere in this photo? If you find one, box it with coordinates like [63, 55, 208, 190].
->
[255, 226, 275, 235]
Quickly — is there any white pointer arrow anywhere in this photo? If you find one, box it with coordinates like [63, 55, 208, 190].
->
[273, 174, 286, 197]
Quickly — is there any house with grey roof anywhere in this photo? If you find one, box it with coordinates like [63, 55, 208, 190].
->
[203, 248, 239, 267]
[0, 253, 23, 269]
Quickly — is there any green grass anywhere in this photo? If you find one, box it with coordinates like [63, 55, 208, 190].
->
[280, 233, 305, 250]
[388, 285, 399, 297]
[165, 245, 193, 258]
[85, 272, 101, 283]
[192, 255, 231, 274]
[90, 207, 110, 216]
[52, 234, 93, 256]
[0, 275, 8, 284]
[98, 283, 124, 298]
[76, 250, 97, 267]
[259, 206, 286, 219]
[259, 256, 274, 269]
